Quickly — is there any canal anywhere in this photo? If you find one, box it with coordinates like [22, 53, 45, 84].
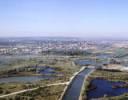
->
[62, 68, 94, 100]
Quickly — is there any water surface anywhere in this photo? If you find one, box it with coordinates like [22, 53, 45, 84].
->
[0, 67, 56, 83]
[63, 68, 93, 100]
[87, 79, 128, 99]
[0, 75, 53, 83]
[75, 60, 95, 66]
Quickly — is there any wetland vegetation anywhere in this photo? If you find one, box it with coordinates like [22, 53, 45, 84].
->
[0, 55, 81, 99]
[82, 70, 128, 100]
[0, 85, 66, 100]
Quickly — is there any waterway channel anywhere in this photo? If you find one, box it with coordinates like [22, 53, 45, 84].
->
[62, 68, 94, 100]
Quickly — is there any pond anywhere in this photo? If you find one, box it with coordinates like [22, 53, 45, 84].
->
[0, 67, 57, 83]
[0, 75, 54, 83]
[38, 67, 56, 75]
[96, 53, 112, 59]
[87, 79, 128, 99]
[75, 60, 95, 66]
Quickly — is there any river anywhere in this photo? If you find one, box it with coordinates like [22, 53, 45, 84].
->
[62, 68, 94, 100]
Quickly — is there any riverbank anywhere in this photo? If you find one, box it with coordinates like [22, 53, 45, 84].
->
[79, 68, 95, 100]
[0, 82, 67, 100]
[0, 55, 84, 100]
[82, 69, 128, 99]
[61, 67, 94, 100]
[59, 66, 86, 100]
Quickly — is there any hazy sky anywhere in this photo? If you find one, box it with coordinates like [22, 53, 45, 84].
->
[0, 0, 128, 38]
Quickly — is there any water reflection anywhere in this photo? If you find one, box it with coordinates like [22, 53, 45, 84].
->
[0, 75, 54, 83]
[87, 79, 128, 99]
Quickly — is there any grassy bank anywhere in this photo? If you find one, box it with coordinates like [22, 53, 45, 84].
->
[82, 70, 128, 100]
[1, 85, 65, 100]
[90, 70, 128, 82]
[0, 55, 81, 98]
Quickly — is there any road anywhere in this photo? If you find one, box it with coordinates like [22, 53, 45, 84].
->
[62, 68, 94, 100]
[0, 67, 94, 99]
[0, 82, 69, 98]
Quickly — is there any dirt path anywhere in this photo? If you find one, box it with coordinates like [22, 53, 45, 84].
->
[0, 82, 69, 98]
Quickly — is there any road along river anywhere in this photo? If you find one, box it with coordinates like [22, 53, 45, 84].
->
[62, 68, 94, 100]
